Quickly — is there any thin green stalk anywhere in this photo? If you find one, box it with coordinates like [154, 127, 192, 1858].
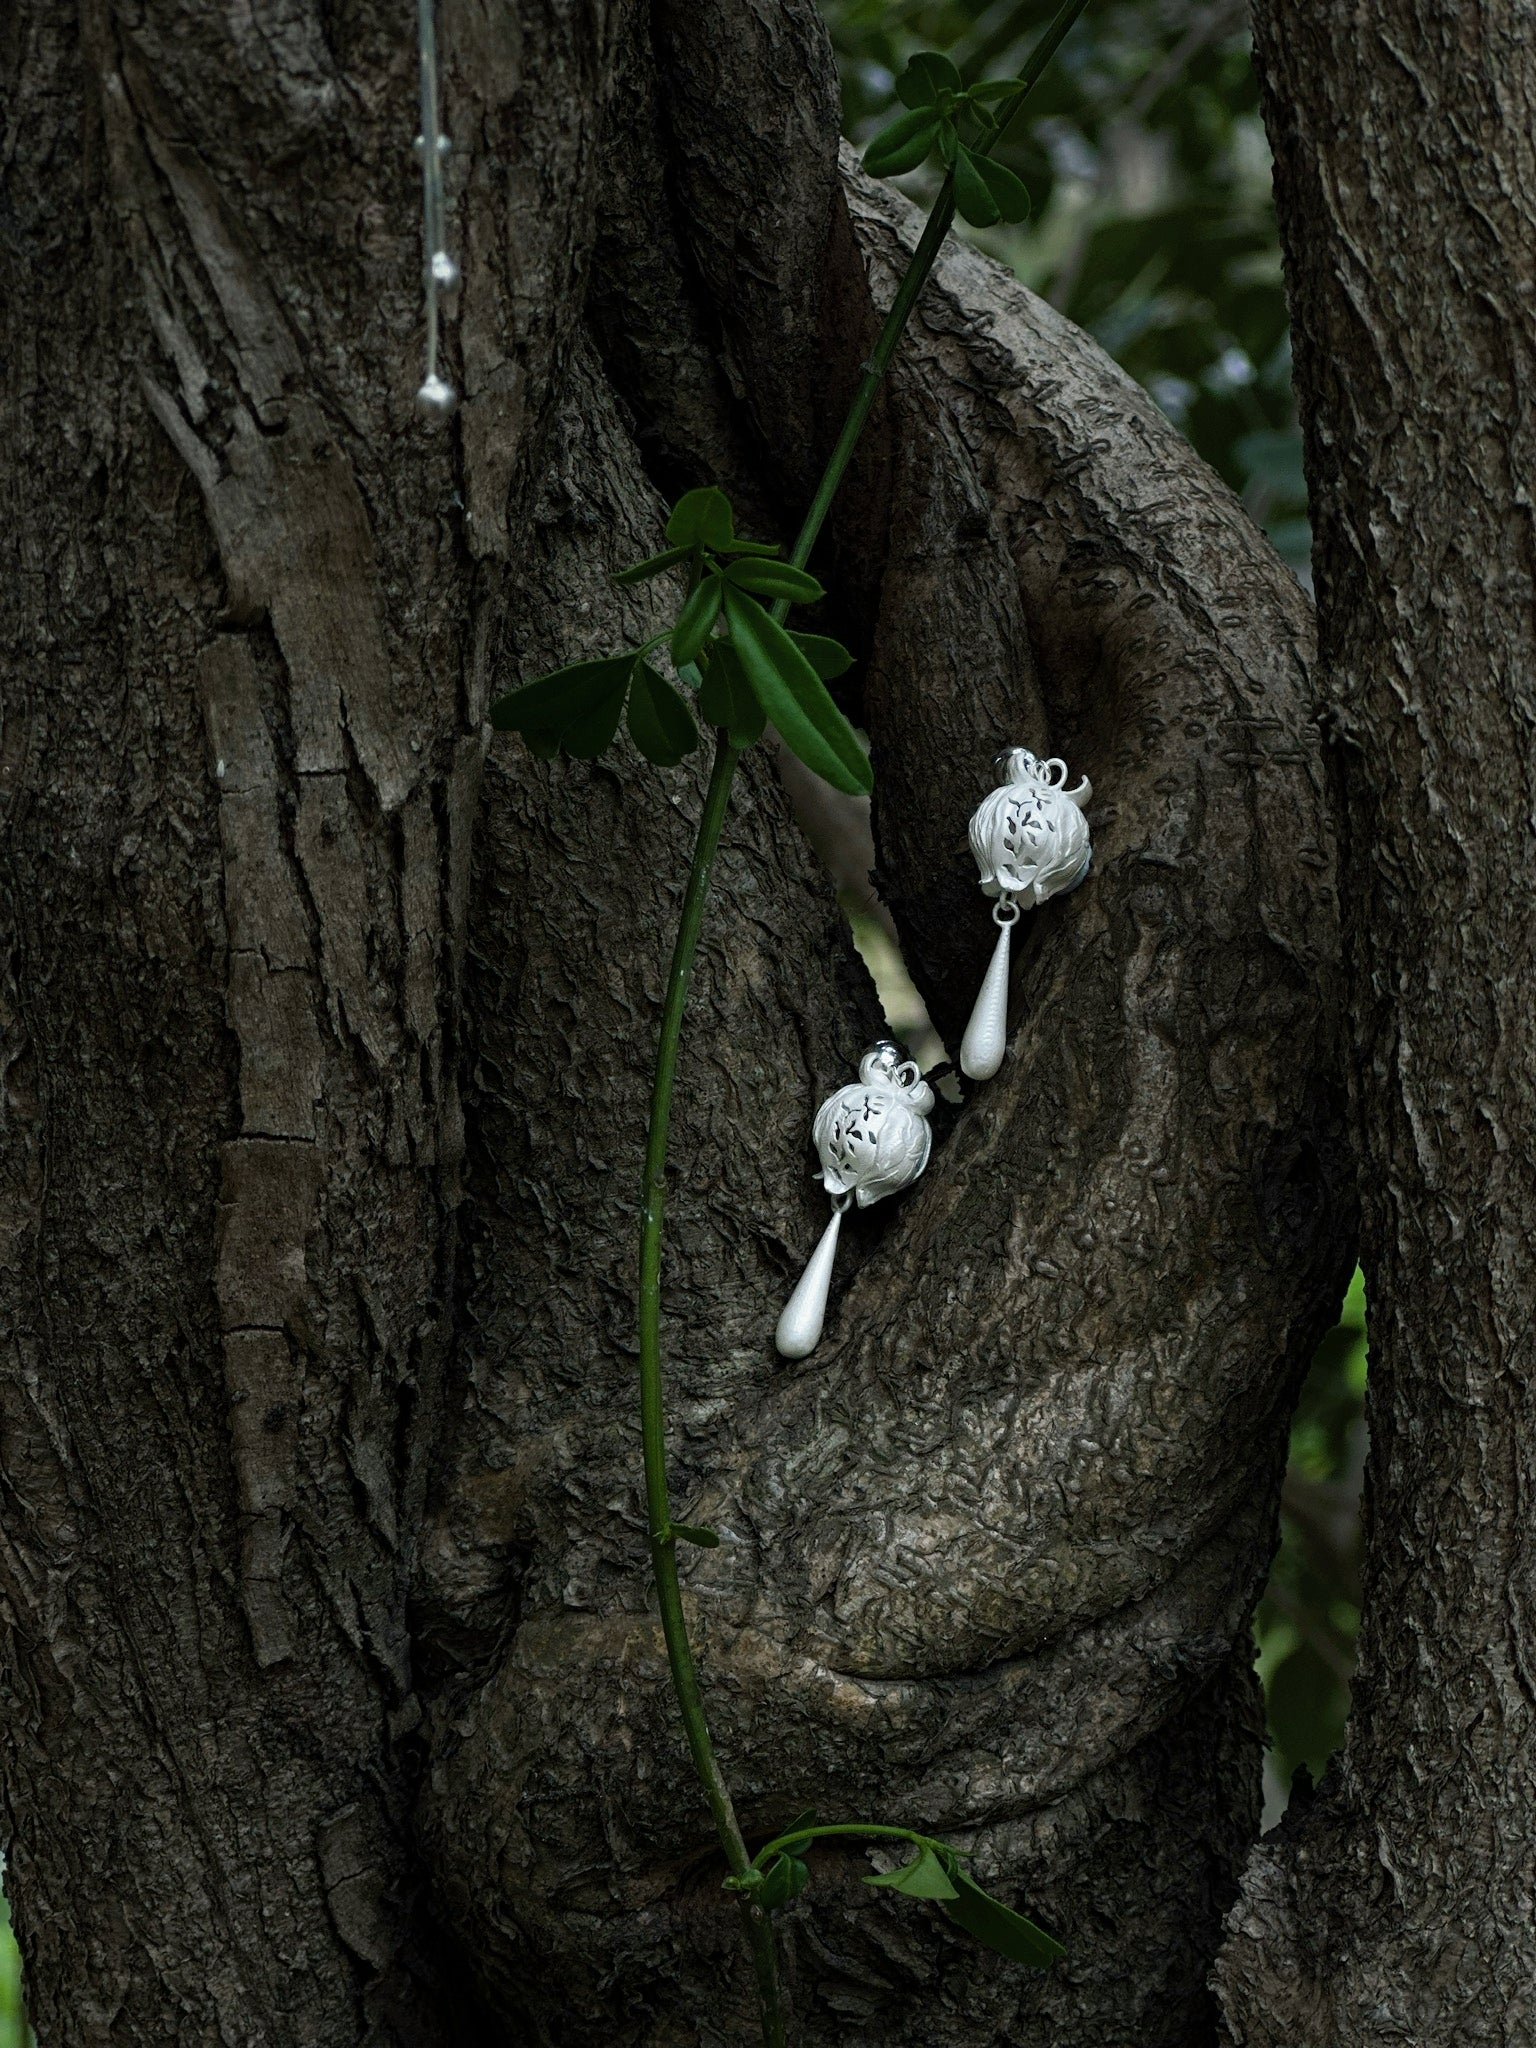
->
[638, 730, 785, 2041]
[787, 0, 1091, 576]
[635, 9, 1092, 2041]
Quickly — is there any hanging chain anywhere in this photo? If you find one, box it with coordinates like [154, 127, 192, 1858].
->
[414, 0, 458, 420]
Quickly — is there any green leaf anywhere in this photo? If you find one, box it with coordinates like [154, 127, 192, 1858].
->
[937, 118, 959, 168]
[863, 108, 941, 179]
[696, 657, 730, 727]
[777, 1808, 817, 1854]
[627, 662, 700, 767]
[523, 729, 561, 760]
[723, 558, 825, 603]
[757, 1854, 810, 1911]
[970, 152, 1031, 224]
[489, 654, 635, 735]
[865, 1848, 958, 1900]
[969, 77, 1025, 102]
[941, 1869, 1065, 1969]
[671, 574, 724, 667]
[716, 537, 783, 558]
[665, 485, 735, 550]
[896, 52, 963, 108]
[562, 675, 631, 758]
[722, 587, 871, 795]
[788, 632, 853, 680]
[614, 544, 692, 586]
[697, 642, 767, 748]
[953, 144, 1002, 228]
[669, 1520, 720, 1547]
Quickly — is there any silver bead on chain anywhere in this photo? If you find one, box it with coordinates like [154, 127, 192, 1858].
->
[959, 747, 1092, 1082]
[414, 0, 458, 421]
[775, 1043, 935, 1360]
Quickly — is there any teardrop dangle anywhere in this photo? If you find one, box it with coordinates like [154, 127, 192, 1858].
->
[774, 1197, 848, 1360]
[959, 896, 1019, 1082]
[960, 748, 1093, 1083]
[775, 1043, 935, 1359]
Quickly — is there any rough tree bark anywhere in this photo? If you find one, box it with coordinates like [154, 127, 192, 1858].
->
[6, 0, 1508, 2043]
[1216, 5, 1536, 2043]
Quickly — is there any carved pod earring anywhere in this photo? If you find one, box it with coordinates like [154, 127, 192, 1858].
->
[775, 1042, 935, 1360]
[960, 748, 1093, 1082]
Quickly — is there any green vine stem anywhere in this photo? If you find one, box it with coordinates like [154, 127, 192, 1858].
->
[634, 5, 1091, 2040]
[744, 1823, 962, 1870]
[637, 726, 784, 2028]
[793, 0, 1090, 563]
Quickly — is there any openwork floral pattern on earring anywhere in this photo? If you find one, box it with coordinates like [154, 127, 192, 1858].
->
[961, 748, 1093, 1081]
[776, 1043, 935, 1359]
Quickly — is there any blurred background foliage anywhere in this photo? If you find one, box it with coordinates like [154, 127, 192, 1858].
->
[0, 1887, 23, 2048]
[0, 6, 1357, 2028]
[821, 0, 1361, 1815]
[823, 0, 1313, 580]
[1256, 1270, 1367, 1821]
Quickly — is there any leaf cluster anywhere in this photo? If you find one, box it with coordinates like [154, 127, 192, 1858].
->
[488, 486, 870, 796]
[862, 53, 1031, 227]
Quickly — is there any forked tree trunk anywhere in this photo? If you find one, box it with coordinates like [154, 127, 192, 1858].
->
[0, 2, 1520, 2045]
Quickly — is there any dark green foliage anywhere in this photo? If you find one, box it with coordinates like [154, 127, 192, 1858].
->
[722, 559, 824, 603]
[670, 574, 724, 666]
[827, 0, 1312, 578]
[627, 665, 701, 767]
[613, 544, 693, 586]
[788, 632, 855, 680]
[964, 147, 1032, 221]
[721, 588, 872, 795]
[898, 50, 963, 104]
[864, 105, 944, 176]
[1254, 1270, 1366, 1807]
[561, 682, 631, 760]
[757, 1855, 811, 1909]
[696, 643, 769, 748]
[0, 1892, 21, 2048]
[488, 653, 634, 737]
[666, 484, 736, 550]
[492, 651, 703, 769]
[941, 1864, 1067, 1968]
[487, 486, 863, 788]
[743, 1827, 1062, 1969]
[864, 1846, 958, 1898]
[861, 51, 1043, 220]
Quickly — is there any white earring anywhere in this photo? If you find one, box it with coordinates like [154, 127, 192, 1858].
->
[775, 1042, 935, 1359]
[960, 747, 1092, 1082]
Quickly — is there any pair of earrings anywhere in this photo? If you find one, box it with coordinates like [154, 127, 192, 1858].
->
[775, 747, 1093, 1359]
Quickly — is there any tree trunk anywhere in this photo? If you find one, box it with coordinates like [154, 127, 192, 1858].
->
[1216, 6, 1536, 2043]
[0, 2, 1389, 2043]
